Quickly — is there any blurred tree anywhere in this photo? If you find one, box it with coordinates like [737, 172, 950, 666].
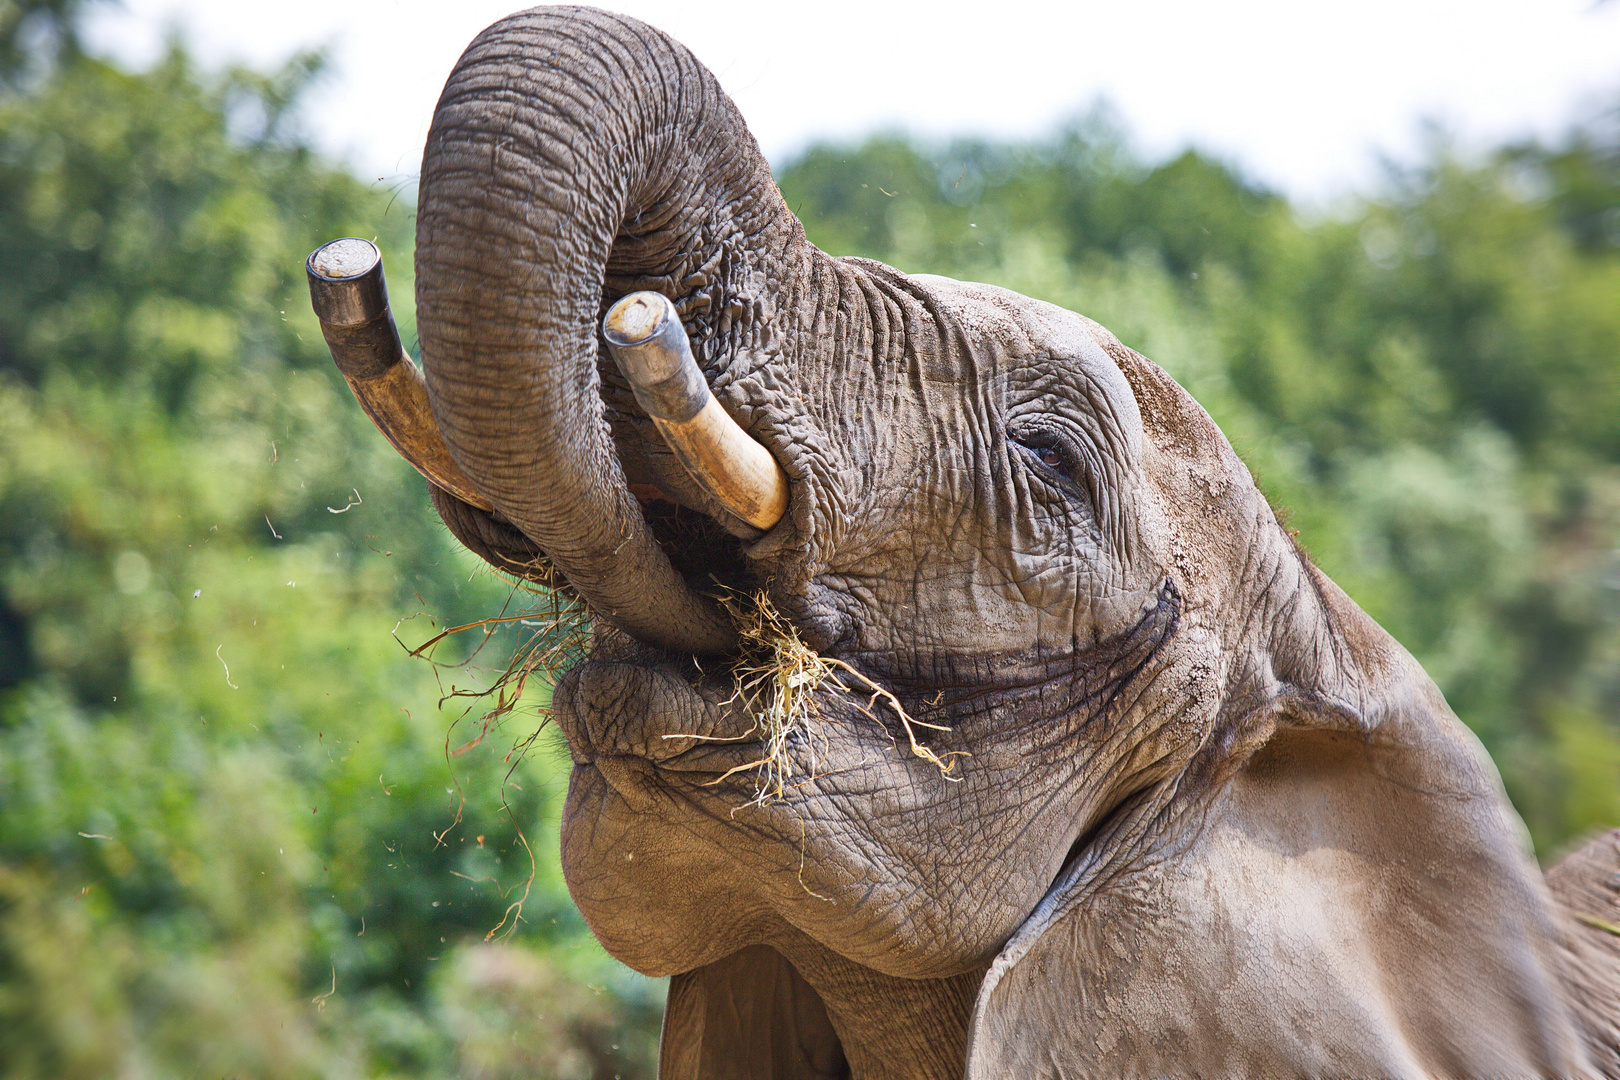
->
[0, 0, 94, 85]
[0, 15, 658, 1080]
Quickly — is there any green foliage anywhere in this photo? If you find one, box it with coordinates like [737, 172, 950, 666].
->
[0, 0, 95, 86]
[0, 30, 658, 1080]
[778, 112, 1620, 851]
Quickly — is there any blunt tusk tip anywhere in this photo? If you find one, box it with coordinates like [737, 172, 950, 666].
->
[603, 291, 674, 346]
[602, 293, 693, 396]
[304, 237, 494, 513]
[309, 237, 380, 280]
[307, 238, 387, 328]
[601, 291, 789, 535]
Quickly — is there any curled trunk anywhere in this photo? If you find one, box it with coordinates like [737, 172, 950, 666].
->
[415, 6, 797, 653]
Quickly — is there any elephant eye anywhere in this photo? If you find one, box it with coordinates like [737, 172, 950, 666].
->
[1009, 427, 1085, 488]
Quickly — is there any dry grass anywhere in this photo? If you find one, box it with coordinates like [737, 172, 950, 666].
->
[404, 576, 964, 809]
[700, 589, 966, 806]
[396, 561, 589, 941]
[399, 560, 590, 756]
[402, 572, 967, 922]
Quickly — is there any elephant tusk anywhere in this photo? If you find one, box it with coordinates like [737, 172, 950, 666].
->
[603, 293, 789, 532]
[305, 238, 492, 512]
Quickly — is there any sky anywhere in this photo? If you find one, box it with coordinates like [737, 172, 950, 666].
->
[84, 0, 1620, 203]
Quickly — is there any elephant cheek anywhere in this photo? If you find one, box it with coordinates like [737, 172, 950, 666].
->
[560, 762, 754, 977]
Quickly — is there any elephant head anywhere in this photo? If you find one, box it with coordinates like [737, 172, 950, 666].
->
[325, 7, 1620, 1077]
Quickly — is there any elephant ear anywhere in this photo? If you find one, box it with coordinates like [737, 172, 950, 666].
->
[964, 577, 1591, 1078]
[660, 946, 849, 1080]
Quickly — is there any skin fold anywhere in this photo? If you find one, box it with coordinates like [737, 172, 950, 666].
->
[404, 7, 1620, 1078]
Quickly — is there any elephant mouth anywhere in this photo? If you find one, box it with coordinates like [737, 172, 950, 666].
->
[552, 641, 784, 795]
[551, 579, 1192, 990]
[561, 580, 1185, 792]
[632, 495, 757, 603]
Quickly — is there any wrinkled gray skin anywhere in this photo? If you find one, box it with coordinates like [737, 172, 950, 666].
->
[411, 8, 1620, 1078]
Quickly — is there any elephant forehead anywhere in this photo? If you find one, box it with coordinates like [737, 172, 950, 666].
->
[910, 275, 1143, 455]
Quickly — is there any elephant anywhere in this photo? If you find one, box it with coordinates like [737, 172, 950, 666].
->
[310, 7, 1620, 1077]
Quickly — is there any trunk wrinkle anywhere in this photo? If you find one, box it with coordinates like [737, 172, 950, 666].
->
[416, 7, 802, 652]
